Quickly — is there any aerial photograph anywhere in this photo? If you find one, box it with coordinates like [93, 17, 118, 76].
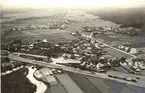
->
[1, 0, 145, 93]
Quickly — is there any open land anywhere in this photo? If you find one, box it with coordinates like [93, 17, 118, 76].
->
[1, 7, 145, 93]
[88, 8, 145, 28]
[2, 29, 77, 44]
[68, 72, 145, 93]
[2, 8, 145, 45]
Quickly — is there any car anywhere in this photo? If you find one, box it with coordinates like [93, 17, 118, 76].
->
[91, 71, 95, 74]
[57, 70, 62, 74]
[97, 69, 106, 73]
[131, 79, 137, 82]
[108, 74, 113, 77]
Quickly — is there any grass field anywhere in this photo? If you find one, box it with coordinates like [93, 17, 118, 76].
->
[1, 9, 67, 31]
[56, 74, 84, 93]
[67, 72, 145, 93]
[88, 8, 145, 28]
[49, 84, 67, 93]
[67, 72, 101, 93]
[2, 29, 77, 44]
[1, 8, 120, 33]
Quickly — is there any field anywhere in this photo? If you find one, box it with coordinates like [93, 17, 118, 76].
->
[49, 84, 67, 93]
[56, 74, 84, 93]
[1, 8, 145, 58]
[67, 72, 145, 93]
[1, 8, 120, 45]
[1, 8, 67, 33]
[2, 29, 77, 44]
[2, 7, 145, 31]
[1, 8, 120, 31]
[68, 72, 101, 93]
[1, 7, 145, 93]
[88, 8, 145, 28]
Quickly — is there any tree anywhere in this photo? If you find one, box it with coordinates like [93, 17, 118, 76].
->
[119, 57, 127, 63]
[81, 56, 90, 61]
[70, 54, 76, 59]
[110, 58, 120, 67]
[90, 56, 99, 66]
[4, 57, 10, 62]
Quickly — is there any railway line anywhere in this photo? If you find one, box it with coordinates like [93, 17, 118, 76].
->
[8, 53, 145, 88]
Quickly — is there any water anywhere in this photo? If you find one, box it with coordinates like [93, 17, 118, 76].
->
[1, 66, 48, 93]
[26, 66, 47, 93]
[1, 66, 23, 76]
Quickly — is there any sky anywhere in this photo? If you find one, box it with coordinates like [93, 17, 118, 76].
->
[1, 0, 145, 8]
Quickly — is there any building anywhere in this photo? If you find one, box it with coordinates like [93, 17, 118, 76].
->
[34, 68, 58, 85]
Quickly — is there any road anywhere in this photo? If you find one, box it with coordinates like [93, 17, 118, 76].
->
[81, 33, 136, 58]
[7, 32, 144, 88]
[9, 53, 145, 88]
[81, 33, 139, 74]
[81, 32, 138, 67]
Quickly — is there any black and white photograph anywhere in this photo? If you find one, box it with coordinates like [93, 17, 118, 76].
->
[1, 0, 145, 93]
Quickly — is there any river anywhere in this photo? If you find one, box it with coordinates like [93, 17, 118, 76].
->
[1, 66, 48, 93]
[26, 66, 47, 93]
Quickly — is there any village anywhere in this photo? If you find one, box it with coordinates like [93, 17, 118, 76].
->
[1, 6, 145, 93]
[1, 30, 145, 75]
